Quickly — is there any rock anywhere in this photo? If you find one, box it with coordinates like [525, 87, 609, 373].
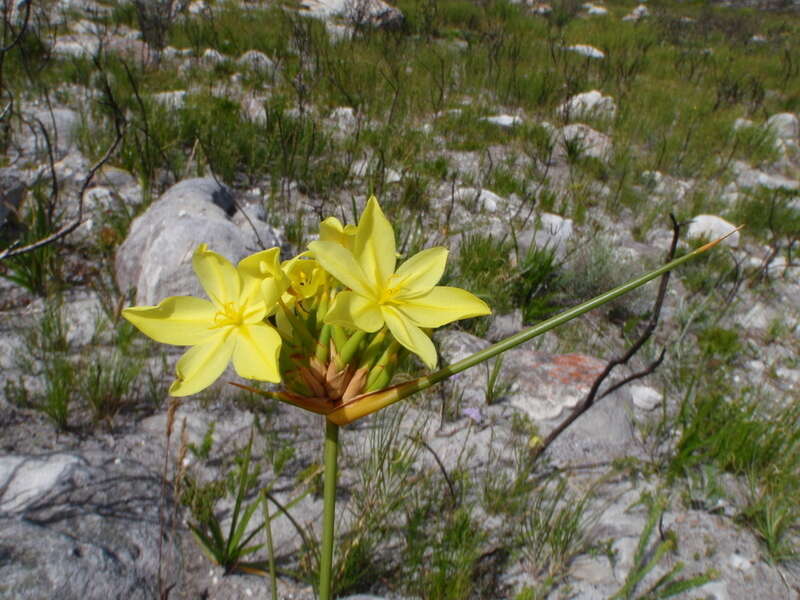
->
[329, 106, 358, 137]
[733, 118, 754, 131]
[567, 44, 605, 59]
[451, 187, 506, 213]
[299, 0, 404, 29]
[0, 167, 26, 226]
[152, 90, 187, 109]
[583, 3, 608, 15]
[629, 384, 662, 411]
[115, 177, 283, 305]
[486, 309, 523, 342]
[733, 161, 800, 191]
[560, 124, 613, 161]
[641, 170, 692, 202]
[622, 4, 649, 20]
[52, 35, 99, 58]
[237, 50, 276, 75]
[766, 112, 799, 141]
[483, 114, 523, 128]
[686, 215, 740, 247]
[558, 90, 616, 121]
[201, 48, 226, 65]
[18, 107, 80, 159]
[0, 451, 179, 599]
[515, 212, 574, 259]
[436, 331, 637, 464]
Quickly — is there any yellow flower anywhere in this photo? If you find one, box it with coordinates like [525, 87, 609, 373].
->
[309, 197, 490, 369]
[122, 244, 283, 396]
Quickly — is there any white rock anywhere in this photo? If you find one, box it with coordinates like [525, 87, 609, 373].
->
[515, 212, 574, 259]
[729, 552, 755, 571]
[733, 161, 800, 191]
[560, 123, 614, 160]
[188, 0, 206, 14]
[452, 187, 504, 213]
[558, 90, 616, 121]
[750, 34, 767, 43]
[299, 0, 404, 29]
[622, 4, 649, 20]
[583, 3, 608, 15]
[52, 36, 98, 58]
[237, 50, 276, 74]
[483, 114, 522, 128]
[766, 113, 799, 141]
[733, 118, 754, 131]
[686, 215, 740, 247]
[567, 44, 605, 59]
[202, 48, 226, 65]
[329, 106, 358, 136]
[630, 384, 663, 411]
[152, 90, 186, 109]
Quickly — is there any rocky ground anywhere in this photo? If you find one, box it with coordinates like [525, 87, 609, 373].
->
[2, 0, 800, 598]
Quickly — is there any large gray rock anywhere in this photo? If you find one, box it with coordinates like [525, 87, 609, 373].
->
[436, 331, 637, 464]
[115, 177, 283, 305]
[0, 451, 180, 600]
[17, 107, 80, 159]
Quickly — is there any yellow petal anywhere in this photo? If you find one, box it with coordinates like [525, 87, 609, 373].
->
[308, 241, 375, 298]
[238, 247, 282, 279]
[319, 217, 357, 250]
[353, 196, 396, 287]
[382, 305, 438, 369]
[393, 247, 449, 297]
[122, 296, 217, 346]
[325, 291, 383, 332]
[193, 244, 241, 308]
[169, 331, 236, 396]
[232, 324, 282, 382]
[398, 286, 491, 328]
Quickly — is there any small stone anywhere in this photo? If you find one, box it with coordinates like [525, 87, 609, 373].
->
[558, 90, 616, 121]
[152, 90, 186, 110]
[766, 113, 799, 141]
[623, 4, 649, 20]
[237, 50, 275, 75]
[583, 3, 608, 15]
[630, 384, 662, 411]
[202, 48, 226, 65]
[483, 114, 523, 127]
[567, 44, 605, 59]
[686, 215, 740, 247]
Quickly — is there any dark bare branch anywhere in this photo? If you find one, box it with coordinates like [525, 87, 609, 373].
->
[532, 214, 683, 460]
[0, 118, 125, 260]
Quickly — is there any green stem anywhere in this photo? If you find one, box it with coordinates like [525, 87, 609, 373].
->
[261, 491, 278, 600]
[319, 421, 339, 600]
[405, 246, 703, 393]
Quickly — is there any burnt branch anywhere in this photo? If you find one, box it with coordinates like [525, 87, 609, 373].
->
[0, 115, 125, 261]
[532, 214, 683, 460]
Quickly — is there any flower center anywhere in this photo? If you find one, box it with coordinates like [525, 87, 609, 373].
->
[213, 301, 245, 328]
[379, 276, 403, 305]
